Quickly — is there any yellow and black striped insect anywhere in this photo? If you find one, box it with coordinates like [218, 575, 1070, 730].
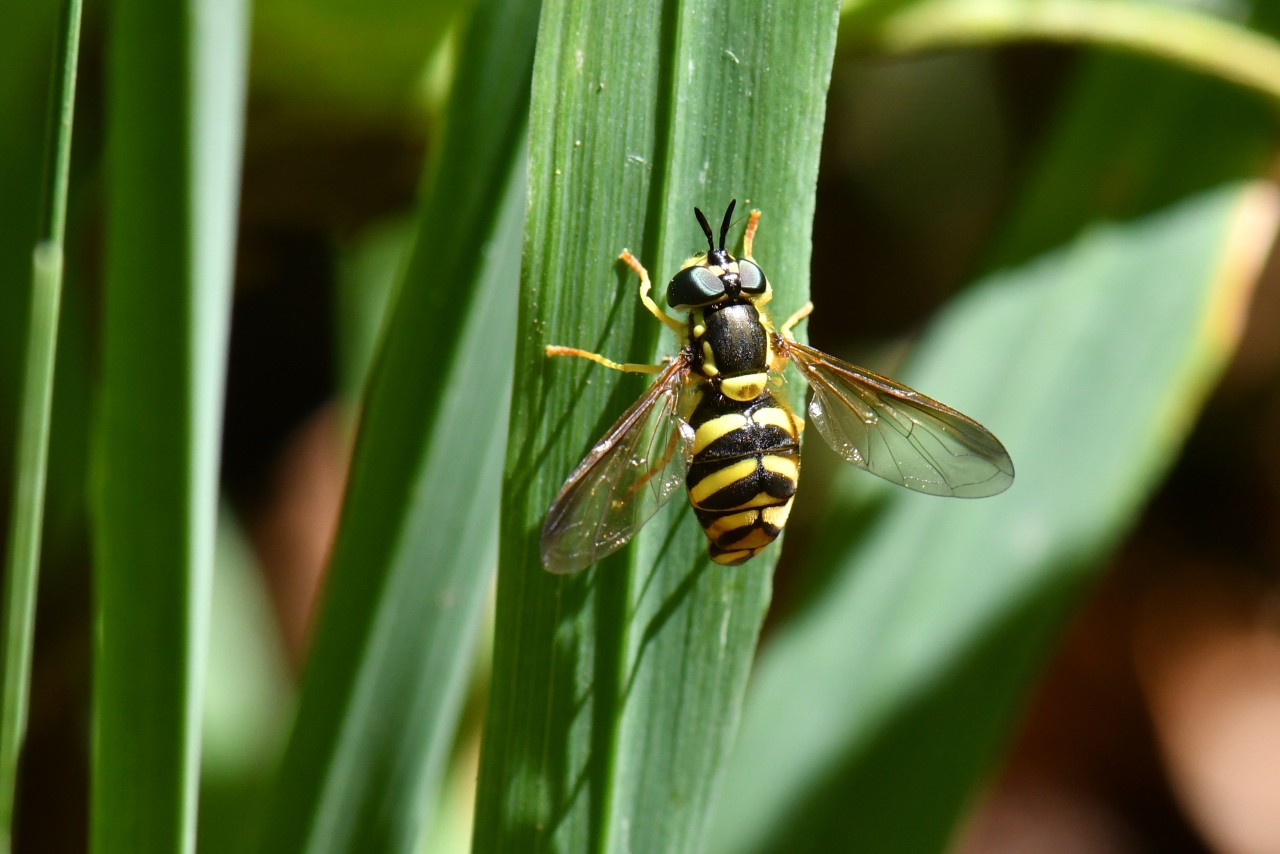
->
[540, 201, 1014, 574]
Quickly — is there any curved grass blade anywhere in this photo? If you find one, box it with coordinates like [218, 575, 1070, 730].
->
[0, 0, 83, 846]
[845, 0, 1280, 106]
[92, 0, 249, 850]
[253, 1, 540, 851]
[474, 0, 841, 851]
[0, 4, 64, 460]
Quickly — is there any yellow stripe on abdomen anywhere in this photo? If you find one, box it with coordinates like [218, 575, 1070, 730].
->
[761, 499, 794, 530]
[689, 458, 758, 506]
[704, 509, 759, 542]
[761, 454, 798, 481]
[693, 413, 749, 454]
[751, 406, 797, 436]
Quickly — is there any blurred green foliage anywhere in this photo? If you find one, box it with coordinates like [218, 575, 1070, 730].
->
[3, 0, 1280, 853]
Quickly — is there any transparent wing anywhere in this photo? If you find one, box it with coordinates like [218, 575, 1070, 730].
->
[782, 339, 1013, 498]
[541, 353, 695, 573]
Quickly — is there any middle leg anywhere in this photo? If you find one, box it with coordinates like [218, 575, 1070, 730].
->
[779, 301, 813, 340]
[545, 345, 666, 374]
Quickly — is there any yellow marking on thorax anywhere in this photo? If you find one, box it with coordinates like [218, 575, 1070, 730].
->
[690, 308, 707, 340]
[689, 458, 758, 505]
[751, 407, 796, 435]
[721, 373, 767, 401]
[761, 455, 798, 480]
[701, 340, 719, 376]
[753, 310, 777, 363]
[694, 413, 749, 454]
[748, 280, 774, 309]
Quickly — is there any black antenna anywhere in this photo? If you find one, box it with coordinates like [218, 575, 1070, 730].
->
[693, 207, 715, 252]
[718, 199, 736, 250]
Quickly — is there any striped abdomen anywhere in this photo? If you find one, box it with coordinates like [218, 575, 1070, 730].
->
[686, 390, 801, 565]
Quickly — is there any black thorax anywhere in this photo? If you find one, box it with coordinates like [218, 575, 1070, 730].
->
[699, 300, 768, 377]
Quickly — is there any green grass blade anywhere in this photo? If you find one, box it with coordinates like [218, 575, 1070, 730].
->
[196, 507, 293, 854]
[474, 1, 841, 850]
[846, 0, 1280, 104]
[254, 1, 539, 851]
[92, 0, 249, 849]
[0, 0, 82, 846]
[0, 248, 64, 853]
[30, 0, 81, 250]
[335, 219, 413, 405]
[0, 6, 62, 463]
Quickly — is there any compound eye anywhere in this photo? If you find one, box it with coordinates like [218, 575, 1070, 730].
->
[667, 265, 724, 309]
[738, 259, 767, 295]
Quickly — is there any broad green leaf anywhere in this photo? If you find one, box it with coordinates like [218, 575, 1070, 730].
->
[202, 511, 291, 784]
[335, 218, 414, 405]
[251, 0, 471, 115]
[474, 1, 841, 851]
[92, 0, 249, 850]
[712, 182, 1277, 854]
[714, 1, 1280, 842]
[0, 0, 83, 845]
[253, 0, 539, 851]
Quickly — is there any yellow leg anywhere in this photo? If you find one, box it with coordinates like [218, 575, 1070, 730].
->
[743, 210, 761, 260]
[779, 301, 813, 340]
[620, 249, 684, 334]
[754, 282, 773, 309]
[545, 345, 665, 374]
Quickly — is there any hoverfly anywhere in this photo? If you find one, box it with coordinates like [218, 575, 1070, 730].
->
[540, 201, 1013, 574]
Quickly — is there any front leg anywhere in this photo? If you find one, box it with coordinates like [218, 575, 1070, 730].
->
[743, 209, 761, 260]
[620, 249, 684, 334]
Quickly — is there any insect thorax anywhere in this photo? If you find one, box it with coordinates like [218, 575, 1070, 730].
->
[689, 299, 772, 402]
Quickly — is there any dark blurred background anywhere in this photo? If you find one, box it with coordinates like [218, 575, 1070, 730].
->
[7, 4, 1280, 852]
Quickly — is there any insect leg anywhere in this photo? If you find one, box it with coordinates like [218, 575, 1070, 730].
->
[779, 301, 814, 340]
[743, 209, 761, 260]
[545, 345, 666, 374]
[619, 249, 684, 334]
